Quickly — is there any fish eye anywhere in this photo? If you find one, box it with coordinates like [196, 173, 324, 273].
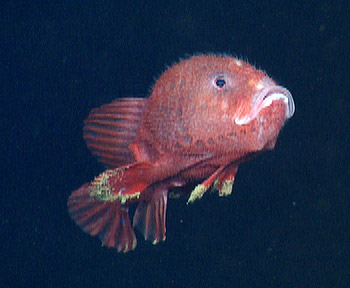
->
[215, 77, 226, 88]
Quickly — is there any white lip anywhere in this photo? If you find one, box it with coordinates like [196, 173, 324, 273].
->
[234, 86, 295, 125]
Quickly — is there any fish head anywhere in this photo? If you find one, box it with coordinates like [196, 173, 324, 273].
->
[190, 55, 295, 153]
[141, 55, 294, 155]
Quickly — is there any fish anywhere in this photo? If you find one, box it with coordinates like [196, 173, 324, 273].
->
[68, 54, 295, 252]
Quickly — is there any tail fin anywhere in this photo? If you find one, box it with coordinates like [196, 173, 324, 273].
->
[68, 161, 155, 252]
[68, 184, 137, 252]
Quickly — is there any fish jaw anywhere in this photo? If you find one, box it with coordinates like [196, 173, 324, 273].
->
[232, 82, 295, 152]
[234, 84, 295, 126]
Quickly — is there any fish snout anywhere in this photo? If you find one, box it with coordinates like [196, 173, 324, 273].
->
[258, 86, 295, 119]
[234, 85, 295, 125]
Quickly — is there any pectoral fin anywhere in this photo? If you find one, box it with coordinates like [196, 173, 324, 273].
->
[83, 98, 147, 168]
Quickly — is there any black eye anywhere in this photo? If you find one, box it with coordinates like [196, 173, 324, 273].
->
[215, 77, 226, 88]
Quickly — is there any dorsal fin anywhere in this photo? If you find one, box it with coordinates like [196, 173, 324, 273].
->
[83, 98, 148, 168]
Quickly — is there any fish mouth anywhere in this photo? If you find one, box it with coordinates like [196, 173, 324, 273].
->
[234, 85, 295, 125]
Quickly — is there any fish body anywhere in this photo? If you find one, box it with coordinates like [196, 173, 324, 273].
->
[68, 54, 295, 252]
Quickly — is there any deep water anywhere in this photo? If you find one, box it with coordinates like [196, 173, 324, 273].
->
[1, 1, 349, 287]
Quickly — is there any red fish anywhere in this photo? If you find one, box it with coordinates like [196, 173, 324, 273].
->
[68, 54, 295, 252]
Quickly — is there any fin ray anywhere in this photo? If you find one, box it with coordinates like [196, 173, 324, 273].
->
[133, 188, 168, 244]
[83, 98, 147, 168]
[68, 183, 137, 252]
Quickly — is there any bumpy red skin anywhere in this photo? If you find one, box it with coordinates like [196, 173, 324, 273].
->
[130, 55, 287, 186]
[68, 54, 293, 253]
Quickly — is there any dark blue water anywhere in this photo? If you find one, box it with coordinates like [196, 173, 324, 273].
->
[2, 1, 349, 287]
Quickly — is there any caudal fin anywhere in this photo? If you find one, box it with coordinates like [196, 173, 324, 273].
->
[68, 184, 137, 252]
[68, 161, 157, 252]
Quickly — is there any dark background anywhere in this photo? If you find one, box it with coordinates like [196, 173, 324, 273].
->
[1, 1, 349, 287]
